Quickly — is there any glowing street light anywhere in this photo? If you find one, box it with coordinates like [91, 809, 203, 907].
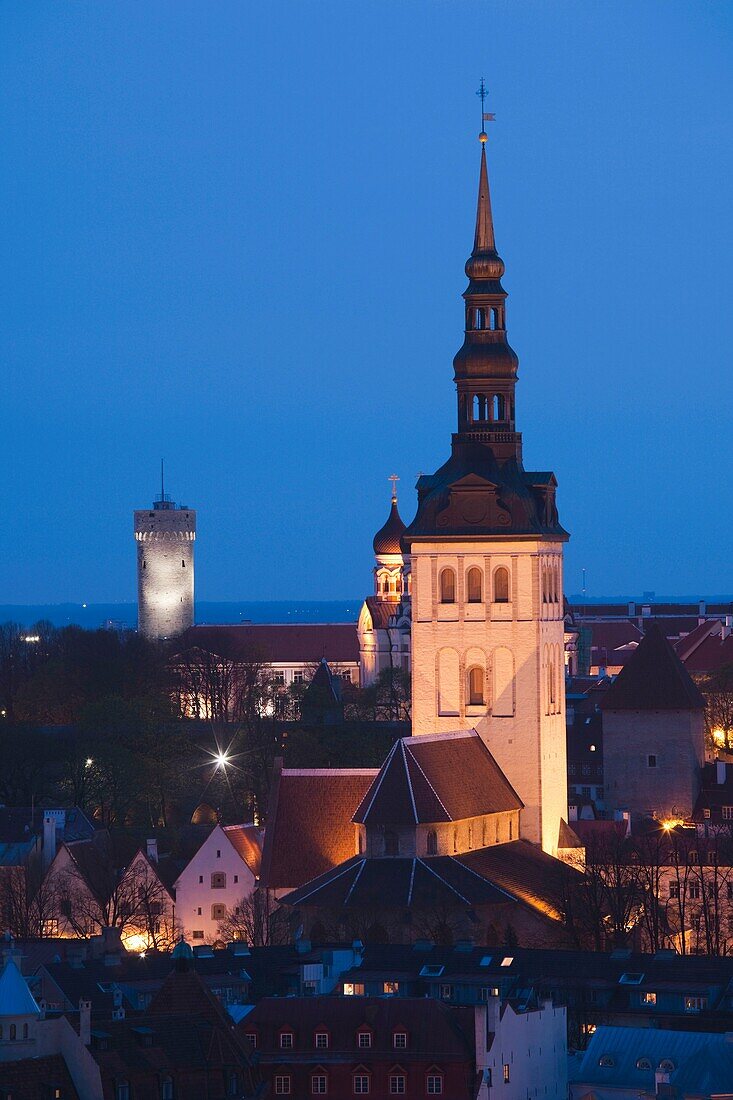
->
[85, 758, 93, 768]
[214, 752, 229, 769]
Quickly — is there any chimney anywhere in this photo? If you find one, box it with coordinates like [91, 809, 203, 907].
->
[628, 601, 636, 617]
[717, 760, 727, 786]
[42, 814, 57, 871]
[79, 998, 91, 1046]
[699, 600, 707, 617]
[146, 838, 158, 863]
[723, 615, 732, 641]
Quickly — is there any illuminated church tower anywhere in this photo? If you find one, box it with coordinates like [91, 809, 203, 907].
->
[403, 115, 568, 854]
[134, 471, 196, 640]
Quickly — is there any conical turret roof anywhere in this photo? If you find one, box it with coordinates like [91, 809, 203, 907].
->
[601, 622, 705, 711]
[0, 957, 40, 1018]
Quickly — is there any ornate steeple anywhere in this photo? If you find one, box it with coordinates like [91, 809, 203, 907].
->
[453, 122, 521, 463]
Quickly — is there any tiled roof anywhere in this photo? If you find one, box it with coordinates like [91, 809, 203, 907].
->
[600, 623, 704, 711]
[457, 840, 577, 922]
[0, 806, 95, 844]
[680, 630, 733, 674]
[223, 824, 262, 876]
[588, 621, 643, 654]
[174, 623, 359, 664]
[0, 1055, 79, 1099]
[259, 761, 378, 890]
[353, 731, 522, 826]
[281, 855, 513, 909]
[241, 995, 474, 1059]
[364, 596, 395, 630]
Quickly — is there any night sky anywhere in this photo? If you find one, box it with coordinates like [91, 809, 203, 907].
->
[1, 2, 731, 604]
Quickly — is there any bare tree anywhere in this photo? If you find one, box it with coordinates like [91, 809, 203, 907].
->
[216, 888, 289, 947]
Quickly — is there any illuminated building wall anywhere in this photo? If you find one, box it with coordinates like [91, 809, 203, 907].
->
[134, 497, 196, 640]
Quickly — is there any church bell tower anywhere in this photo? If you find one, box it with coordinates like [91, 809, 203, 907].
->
[403, 107, 569, 855]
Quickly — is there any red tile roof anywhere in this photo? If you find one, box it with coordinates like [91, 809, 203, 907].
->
[679, 631, 733, 674]
[0, 1054, 79, 1099]
[175, 623, 359, 664]
[353, 731, 522, 827]
[223, 824, 263, 876]
[259, 762, 378, 890]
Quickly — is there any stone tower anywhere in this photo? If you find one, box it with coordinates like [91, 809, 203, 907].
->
[403, 128, 569, 855]
[134, 479, 196, 640]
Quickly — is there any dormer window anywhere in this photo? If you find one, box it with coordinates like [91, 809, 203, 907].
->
[280, 1030, 294, 1048]
[357, 1031, 372, 1049]
[393, 1031, 408, 1049]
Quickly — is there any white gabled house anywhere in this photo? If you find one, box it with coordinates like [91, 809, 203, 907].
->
[173, 823, 262, 944]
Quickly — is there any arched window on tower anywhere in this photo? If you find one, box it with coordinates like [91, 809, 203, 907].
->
[426, 829, 437, 856]
[439, 568, 456, 604]
[490, 307, 499, 330]
[493, 567, 510, 604]
[492, 394, 505, 421]
[466, 567, 483, 603]
[467, 665, 485, 706]
[475, 307, 486, 330]
[472, 394, 489, 422]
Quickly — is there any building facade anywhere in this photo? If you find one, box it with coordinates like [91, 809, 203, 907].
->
[403, 132, 568, 855]
[134, 491, 196, 640]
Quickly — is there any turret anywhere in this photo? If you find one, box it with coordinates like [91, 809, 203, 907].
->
[134, 469, 196, 640]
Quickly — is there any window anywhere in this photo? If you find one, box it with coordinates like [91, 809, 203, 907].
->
[384, 830, 398, 856]
[427, 1074, 443, 1094]
[640, 991, 657, 1005]
[426, 829, 437, 856]
[275, 1077, 291, 1095]
[723, 806, 733, 820]
[117, 1085, 130, 1100]
[659, 1059, 676, 1072]
[389, 1075, 406, 1094]
[192, 930, 204, 939]
[492, 394, 505, 421]
[233, 875, 238, 884]
[315, 1032, 329, 1048]
[684, 995, 706, 1012]
[393, 1031, 407, 1048]
[636, 1058, 652, 1070]
[245, 1032, 258, 1047]
[466, 567, 483, 603]
[211, 872, 226, 889]
[353, 1075, 370, 1094]
[199, 875, 204, 884]
[280, 1031, 294, 1048]
[503, 1063, 510, 1083]
[704, 808, 711, 819]
[357, 1031, 372, 1049]
[467, 665, 484, 706]
[439, 568, 456, 604]
[384, 982, 399, 995]
[344, 983, 365, 996]
[440, 984, 453, 999]
[211, 903, 226, 921]
[669, 880, 680, 899]
[312, 1076, 327, 1095]
[647, 754, 657, 768]
[9, 1025, 16, 1040]
[689, 882, 701, 900]
[598, 1055, 614, 1068]
[493, 567, 510, 603]
[162, 1078, 174, 1100]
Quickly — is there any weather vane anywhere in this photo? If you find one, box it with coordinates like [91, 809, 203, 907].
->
[388, 474, 400, 502]
[476, 78, 496, 143]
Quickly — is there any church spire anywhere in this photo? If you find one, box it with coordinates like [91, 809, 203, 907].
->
[453, 94, 521, 463]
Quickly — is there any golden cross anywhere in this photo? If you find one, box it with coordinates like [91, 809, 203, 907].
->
[388, 474, 400, 501]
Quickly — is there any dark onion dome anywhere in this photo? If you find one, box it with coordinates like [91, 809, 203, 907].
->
[453, 336, 519, 380]
[373, 497, 406, 556]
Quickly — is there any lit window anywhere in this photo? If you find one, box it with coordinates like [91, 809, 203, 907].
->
[275, 1077, 291, 1095]
[389, 1076, 406, 1094]
[503, 1063, 510, 1083]
[640, 991, 657, 1005]
[357, 1032, 372, 1049]
[684, 995, 706, 1012]
[393, 1031, 407, 1048]
[383, 982, 399, 995]
[280, 1032, 294, 1049]
[344, 983, 365, 996]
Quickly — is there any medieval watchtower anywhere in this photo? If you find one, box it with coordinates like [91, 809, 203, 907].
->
[134, 477, 196, 640]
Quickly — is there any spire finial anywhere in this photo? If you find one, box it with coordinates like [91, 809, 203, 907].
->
[476, 78, 495, 145]
[388, 474, 399, 504]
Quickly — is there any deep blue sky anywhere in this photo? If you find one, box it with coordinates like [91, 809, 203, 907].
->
[1, 2, 731, 603]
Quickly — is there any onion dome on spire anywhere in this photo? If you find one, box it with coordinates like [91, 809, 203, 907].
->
[373, 487, 406, 556]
